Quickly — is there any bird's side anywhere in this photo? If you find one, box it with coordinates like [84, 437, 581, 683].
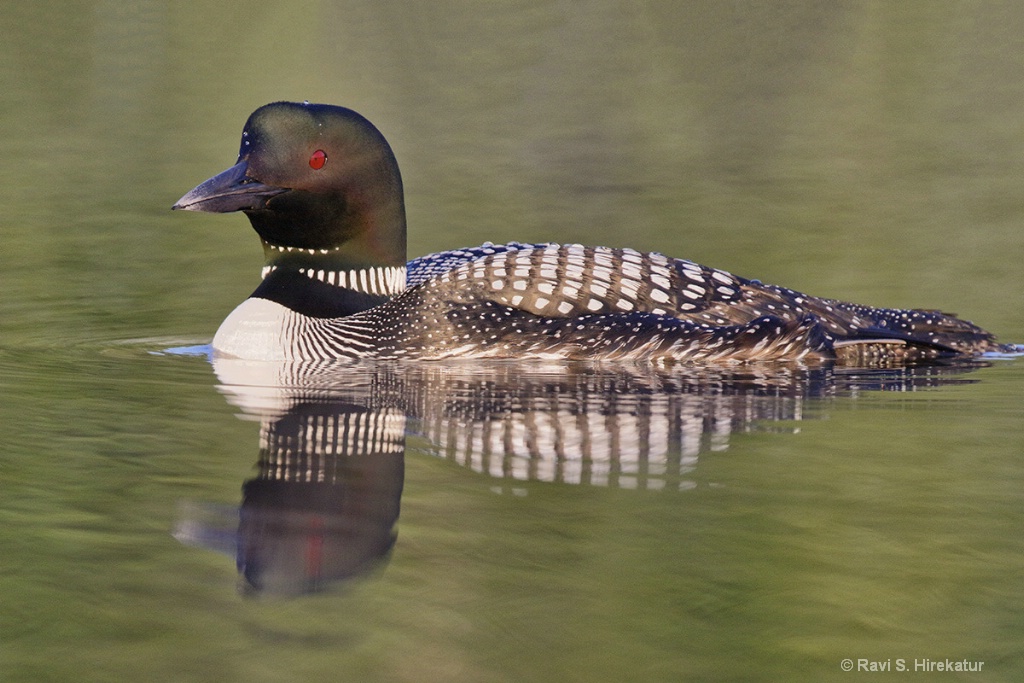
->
[269, 242, 999, 363]
[173, 101, 1007, 364]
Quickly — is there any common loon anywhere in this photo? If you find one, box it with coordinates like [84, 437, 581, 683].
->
[173, 101, 1006, 364]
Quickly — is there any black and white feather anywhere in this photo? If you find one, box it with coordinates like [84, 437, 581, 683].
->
[259, 243, 1002, 363]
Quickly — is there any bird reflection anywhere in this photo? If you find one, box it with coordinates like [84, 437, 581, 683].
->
[236, 399, 404, 595]
[405, 362, 984, 489]
[175, 356, 986, 595]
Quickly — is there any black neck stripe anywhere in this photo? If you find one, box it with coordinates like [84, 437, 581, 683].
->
[251, 270, 392, 318]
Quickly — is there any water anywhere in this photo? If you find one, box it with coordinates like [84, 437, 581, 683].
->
[3, 2, 1024, 681]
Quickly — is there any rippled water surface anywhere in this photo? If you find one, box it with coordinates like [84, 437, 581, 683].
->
[3, 3, 1024, 682]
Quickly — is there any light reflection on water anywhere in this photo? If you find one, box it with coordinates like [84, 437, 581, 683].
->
[174, 356, 989, 596]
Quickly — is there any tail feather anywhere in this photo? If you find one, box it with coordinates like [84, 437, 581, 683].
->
[796, 298, 998, 356]
[833, 337, 963, 365]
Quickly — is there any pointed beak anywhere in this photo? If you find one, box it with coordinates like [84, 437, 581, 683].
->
[172, 160, 288, 213]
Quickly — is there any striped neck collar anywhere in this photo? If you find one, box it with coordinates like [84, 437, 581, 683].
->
[260, 264, 406, 296]
[260, 241, 406, 297]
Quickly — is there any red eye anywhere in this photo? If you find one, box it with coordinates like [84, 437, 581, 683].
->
[309, 149, 327, 170]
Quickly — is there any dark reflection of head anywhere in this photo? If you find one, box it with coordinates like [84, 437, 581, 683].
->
[237, 399, 404, 596]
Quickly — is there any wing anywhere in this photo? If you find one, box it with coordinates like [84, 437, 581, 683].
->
[355, 243, 998, 362]
[406, 241, 548, 287]
[431, 243, 758, 321]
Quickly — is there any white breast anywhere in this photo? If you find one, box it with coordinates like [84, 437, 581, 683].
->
[212, 298, 296, 361]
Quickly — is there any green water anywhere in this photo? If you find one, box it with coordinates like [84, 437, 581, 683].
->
[2, 2, 1023, 681]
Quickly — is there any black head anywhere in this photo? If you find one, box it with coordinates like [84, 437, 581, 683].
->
[174, 102, 406, 268]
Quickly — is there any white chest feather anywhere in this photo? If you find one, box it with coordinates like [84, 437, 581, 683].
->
[212, 298, 297, 361]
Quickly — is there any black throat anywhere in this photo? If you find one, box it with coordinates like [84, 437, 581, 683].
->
[251, 268, 393, 319]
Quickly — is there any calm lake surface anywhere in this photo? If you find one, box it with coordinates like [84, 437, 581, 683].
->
[2, 3, 1023, 682]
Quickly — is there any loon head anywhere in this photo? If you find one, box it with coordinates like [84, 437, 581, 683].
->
[174, 101, 407, 270]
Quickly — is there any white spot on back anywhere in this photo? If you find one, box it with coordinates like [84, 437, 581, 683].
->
[651, 289, 670, 303]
